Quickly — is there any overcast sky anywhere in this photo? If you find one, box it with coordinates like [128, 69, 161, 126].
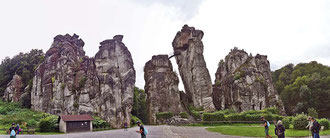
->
[0, 0, 329, 90]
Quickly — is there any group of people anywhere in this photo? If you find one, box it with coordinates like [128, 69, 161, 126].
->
[306, 116, 322, 138]
[261, 116, 322, 138]
[8, 123, 21, 138]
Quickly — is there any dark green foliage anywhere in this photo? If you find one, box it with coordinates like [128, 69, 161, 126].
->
[226, 113, 244, 121]
[203, 111, 225, 121]
[282, 117, 291, 129]
[307, 108, 318, 118]
[180, 112, 188, 118]
[132, 87, 147, 124]
[27, 119, 37, 128]
[188, 105, 204, 112]
[73, 102, 79, 109]
[292, 113, 308, 130]
[130, 115, 143, 126]
[77, 77, 87, 90]
[273, 62, 330, 116]
[39, 115, 58, 132]
[0, 49, 44, 98]
[191, 110, 202, 120]
[319, 118, 330, 130]
[92, 116, 109, 128]
[156, 112, 173, 120]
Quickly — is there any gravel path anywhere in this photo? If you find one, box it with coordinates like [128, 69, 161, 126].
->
[0, 125, 329, 138]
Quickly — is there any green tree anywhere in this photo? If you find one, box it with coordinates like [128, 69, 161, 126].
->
[273, 61, 330, 117]
[132, 87, 147, 124]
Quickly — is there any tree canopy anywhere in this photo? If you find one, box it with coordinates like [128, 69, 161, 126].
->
[0, 49, 44, 100]
[272, 61, 330, 117]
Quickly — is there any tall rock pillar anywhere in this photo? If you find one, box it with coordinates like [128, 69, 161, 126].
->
[172, 25, 215, 110]
[144, 55, 183, 124]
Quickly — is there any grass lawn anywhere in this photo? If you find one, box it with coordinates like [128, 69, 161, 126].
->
[206, 124, 330, 137]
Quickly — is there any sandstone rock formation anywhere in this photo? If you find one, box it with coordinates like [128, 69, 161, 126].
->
[172, 25, 215, 110]
[213, 47, 285, 113]
[31, 34, 135, 128]
[144, 55, 183, 124]
[3, 74, 23, 102]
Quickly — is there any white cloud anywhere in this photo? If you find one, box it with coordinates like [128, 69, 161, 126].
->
[0, 0, 329, 90]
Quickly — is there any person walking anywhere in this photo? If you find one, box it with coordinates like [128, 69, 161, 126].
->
[124, 122, 128, 131]
[261, 116, 271, 138]
[306, 116, 314, 137]
[275, 120, 285, 138]
[8, 123, 18, 138]
[136, 121, 146, 138]
[311, 118, 321, 138]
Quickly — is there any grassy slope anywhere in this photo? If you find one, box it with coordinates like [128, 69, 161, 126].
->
[206, 124, 330, 137]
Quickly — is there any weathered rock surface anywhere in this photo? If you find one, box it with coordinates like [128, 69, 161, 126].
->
[213, 47, 285, 113]
[3, 74, 23, 102]
[172, 25, 215, 110]
[144, 55, 183, 124]
[31, 34, 135, 128]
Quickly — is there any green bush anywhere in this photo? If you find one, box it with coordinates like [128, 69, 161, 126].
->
[188, 105, 204, 112]
[202, 112, 225, 121]
[292, 113, 308, 130]
[179, 112, 188, 118]
[264, 107, 279, 114]
[156, 112, 174, 120]
[226, 113, 243, 121]
[191, 110, 201, 120]
[319, 118, 330, 130]
[27, 119, 38, 128]
[92, 116, 109, 128]
[243, 114, 262, 121]
[307, 108, 318, 118]
[38, 115, 58, 132]
[282, 117, 291, 129]
[130, 115, 143, 126]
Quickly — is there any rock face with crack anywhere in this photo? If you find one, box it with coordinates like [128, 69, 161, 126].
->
[3, 74, 23, 102]
[144, 55, 183, 124]
[213, 47, 285, 114]
[172, 25, 215, 110]
[31, 34, 135, 128]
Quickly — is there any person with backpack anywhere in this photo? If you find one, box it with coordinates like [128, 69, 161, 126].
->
[8, 123, 18, 138]
[311, 118, 321, 138]
[261, 116, 271, 138]
[136, 121, 147, 138]
[274, 120, 285, 138]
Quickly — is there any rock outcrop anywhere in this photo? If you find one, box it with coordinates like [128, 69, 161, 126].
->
[213, 47, 285, 113]
[144, 55, 183, 124]
[31, 34, 135, 128]
[172, 25, 215, 110]
[3, 74, 23, 102]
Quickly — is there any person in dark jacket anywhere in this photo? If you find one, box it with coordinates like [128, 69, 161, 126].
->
[275, 120, 285, 138]
[311, 118, 320, 138]
[136, 121, 146, 138]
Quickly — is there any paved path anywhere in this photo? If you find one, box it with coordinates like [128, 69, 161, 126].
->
[0, 125, 329, 138]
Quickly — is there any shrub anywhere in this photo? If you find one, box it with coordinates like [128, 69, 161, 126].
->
[226, 113, 243, 121]
[292, 113, 308, 130]
[92, 116, 109, 128]
[131, 115, 143, 126]
[156, 112, 174, 120]
[307, 108, 318, 118]
[319, 118, 330, 130]
[191, 110, 201, 120]
[202, 112, 225, 121]
[282, 117, 291, 129]
[27, 119, 37, 128]
[179, 112, 188, 118]
[39, 115, 58, 132]
[188, 105, 204, 112]
[264, 107, 279, 114]
[244, 114, 262, 121]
